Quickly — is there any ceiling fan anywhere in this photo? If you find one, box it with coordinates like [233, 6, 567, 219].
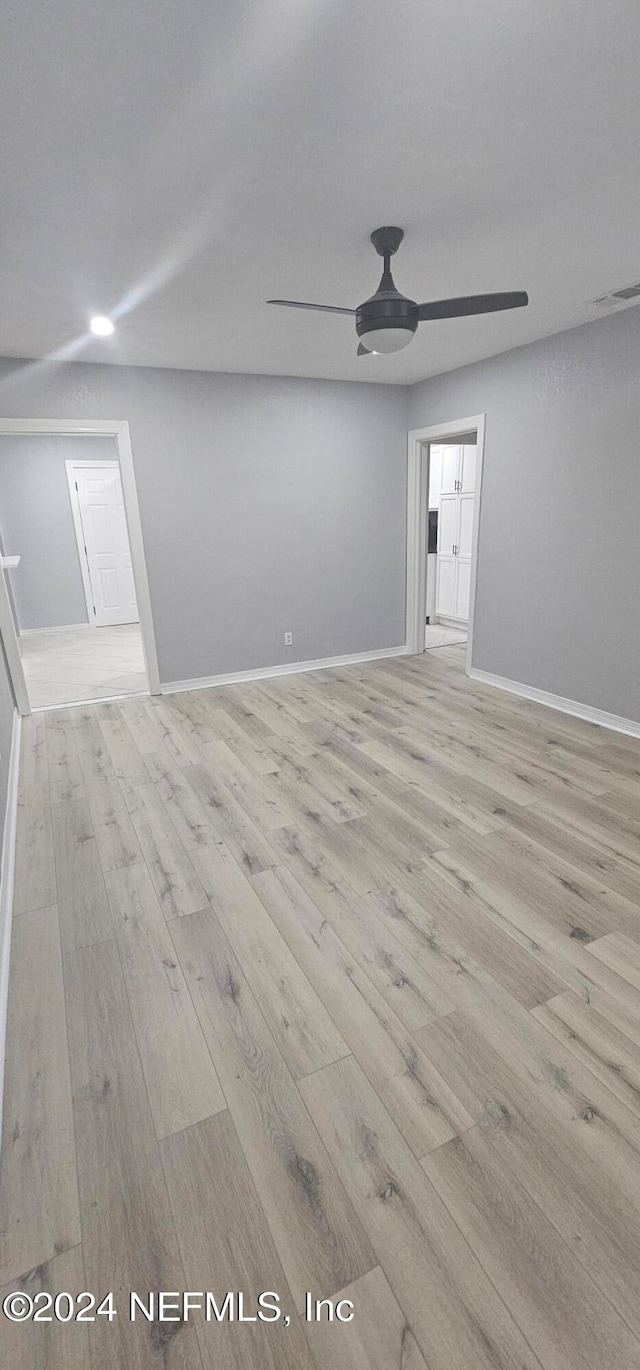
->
[268, 226, 528, 355]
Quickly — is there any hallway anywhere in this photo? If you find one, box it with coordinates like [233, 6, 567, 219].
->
[20, 623, 146, 708]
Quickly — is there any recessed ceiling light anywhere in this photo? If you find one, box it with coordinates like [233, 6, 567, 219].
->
[90, 315, 114, 337]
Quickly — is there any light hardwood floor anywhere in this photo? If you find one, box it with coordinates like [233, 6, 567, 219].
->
[3, 643, 640, 1368]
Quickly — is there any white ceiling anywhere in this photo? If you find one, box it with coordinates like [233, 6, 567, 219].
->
[2, 0, 640, 384]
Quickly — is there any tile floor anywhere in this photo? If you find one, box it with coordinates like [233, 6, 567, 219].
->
[424, 623, 467, 650]
[20, 623, 147, 709]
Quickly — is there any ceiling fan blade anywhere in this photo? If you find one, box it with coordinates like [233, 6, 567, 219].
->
[357, 342, 372, 356]
[267, 299, 355, 316]
[417, 291, 528, 321]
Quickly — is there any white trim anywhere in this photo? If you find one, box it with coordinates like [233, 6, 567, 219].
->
[0, 558, 30, 715]
[405, 414, 486, 677]
[31, 689, 149, 714]
[470, 667, 640, 739]
[161, 645, 407, 696]
[0, 708, 22, 1143]
[112, 423, 159, 693]
[19, 623, 89, 636]
[436, 616, 469, 630]
[0, 419, 160, 711]
[405, 431, 428, 660]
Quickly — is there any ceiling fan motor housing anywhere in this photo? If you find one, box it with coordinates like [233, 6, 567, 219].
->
[356, 291, 418, 343]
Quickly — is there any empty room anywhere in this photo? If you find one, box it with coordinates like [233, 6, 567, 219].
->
[1, 4, 639, 1369]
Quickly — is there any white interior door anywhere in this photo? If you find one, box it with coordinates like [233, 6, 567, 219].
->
[71, 463, 139, 626]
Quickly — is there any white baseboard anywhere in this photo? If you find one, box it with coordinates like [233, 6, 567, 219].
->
[161, 645, 408, 696]
[470, 668, 640, 739]
[19, 622, 89, 637]
[32, 690, 149, 714]
[435, 616, 468, 630]
[0, 708, 22, 1144]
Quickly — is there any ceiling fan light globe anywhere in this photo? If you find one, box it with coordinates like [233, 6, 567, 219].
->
[360, 327, 413, 354]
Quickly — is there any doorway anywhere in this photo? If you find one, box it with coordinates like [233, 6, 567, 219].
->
[405, 414, 486, 671]
[425, 437, 477, 650]
[0, 419, 160, 714]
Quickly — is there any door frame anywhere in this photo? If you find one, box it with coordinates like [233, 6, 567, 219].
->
[0, 419, 160, 713]
[65, 457, 137, 628]
[405, 413, 486, 675]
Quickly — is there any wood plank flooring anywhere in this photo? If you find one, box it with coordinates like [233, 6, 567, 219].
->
[3, 643, 640, 1367]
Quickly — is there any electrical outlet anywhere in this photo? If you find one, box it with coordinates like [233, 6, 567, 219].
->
[284, 631, 293, 646]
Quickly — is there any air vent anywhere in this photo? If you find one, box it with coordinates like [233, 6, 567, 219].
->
[611, 283, 640, 300]
[592, 282, 640, 307]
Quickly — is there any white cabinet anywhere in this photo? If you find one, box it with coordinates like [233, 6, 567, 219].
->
[460, 445, 476, 493]
[428, 446, 442, 508]
[434, 445, 476, 624]
[440, 445, 460, 495]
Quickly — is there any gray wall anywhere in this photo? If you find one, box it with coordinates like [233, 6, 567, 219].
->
[3, 302, 635, 720]
[0, 362, 408, 682]
[409, 303, 640, 722]
[0, 434, 116, 631]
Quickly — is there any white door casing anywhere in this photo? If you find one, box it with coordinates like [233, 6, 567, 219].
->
[67, 462, 139, 627]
